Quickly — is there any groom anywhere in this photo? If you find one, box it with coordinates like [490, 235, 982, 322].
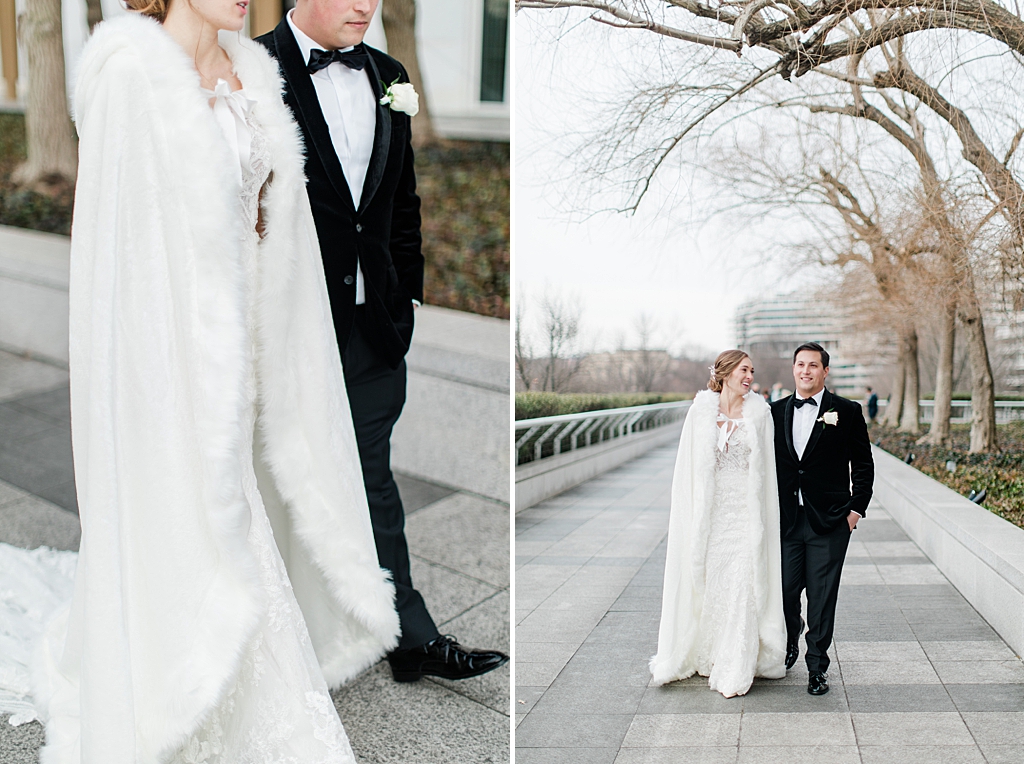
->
[257, 0, 507, 682]
[771, 342, 873, 695]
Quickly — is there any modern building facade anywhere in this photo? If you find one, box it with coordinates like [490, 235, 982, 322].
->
[733, 294, 888, 397]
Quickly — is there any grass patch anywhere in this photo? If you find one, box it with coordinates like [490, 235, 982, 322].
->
[873, 422, 1024, 529]
[0, 114, 509, 319]
[516, 392, 693, 421]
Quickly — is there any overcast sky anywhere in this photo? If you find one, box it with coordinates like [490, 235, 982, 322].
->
[513, 11, 821, 356]
[516, 7, 1019, 360]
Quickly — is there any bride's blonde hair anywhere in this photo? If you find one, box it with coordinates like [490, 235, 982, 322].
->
[125, 0, 170, 21]
[707, 349, 750, 393]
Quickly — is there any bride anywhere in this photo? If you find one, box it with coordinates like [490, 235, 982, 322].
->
[0, 0, 401, 760]
[649, 350, 786, 697]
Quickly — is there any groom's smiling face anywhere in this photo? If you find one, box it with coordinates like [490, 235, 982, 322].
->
[793, 350, 828, 399]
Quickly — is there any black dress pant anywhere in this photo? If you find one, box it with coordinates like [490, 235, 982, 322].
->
[781, 510, 852, 674]
[342, 309, 439, 651]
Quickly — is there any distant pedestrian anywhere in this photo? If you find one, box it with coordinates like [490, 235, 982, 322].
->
[866, 387, 879, 423]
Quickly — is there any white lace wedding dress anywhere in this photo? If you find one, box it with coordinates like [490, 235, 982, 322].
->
[696, 416, 760, 698]
[0, 82, 358, 764]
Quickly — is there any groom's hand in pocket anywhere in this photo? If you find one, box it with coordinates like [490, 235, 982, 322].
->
[847, 511, 861, 532]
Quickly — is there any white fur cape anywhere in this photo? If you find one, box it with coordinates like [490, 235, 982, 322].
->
[649, 390, 786, 686]
[33, 15, 399, 763]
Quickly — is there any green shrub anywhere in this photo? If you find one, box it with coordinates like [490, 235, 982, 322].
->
[515, 392, 692, 420]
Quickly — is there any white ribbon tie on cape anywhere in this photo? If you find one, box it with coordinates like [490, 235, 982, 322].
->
[716, 413, 742, 452]
[204, 78, 257, 188]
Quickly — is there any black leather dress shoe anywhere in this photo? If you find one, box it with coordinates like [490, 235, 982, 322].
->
[387, 634, 509, 682]
[785, 618, 804, 670]
[808, 671, 829, 695]
[785, 640, 799, 670]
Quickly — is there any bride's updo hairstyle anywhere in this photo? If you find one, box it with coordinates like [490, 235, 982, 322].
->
[125, 0, 170, 22]
[708, 349, 751, 393]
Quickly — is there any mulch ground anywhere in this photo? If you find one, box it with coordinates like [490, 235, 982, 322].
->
[873, 422, 1024, 529]
[0, 114, 508, 319]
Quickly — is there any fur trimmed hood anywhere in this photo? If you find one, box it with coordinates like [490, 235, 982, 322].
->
[649, 390, 786, 689]
[35, 15, 399, 764]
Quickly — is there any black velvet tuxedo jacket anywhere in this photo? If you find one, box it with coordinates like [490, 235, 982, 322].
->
[770, 389, 874, 536]
[257, 22, 424, 369]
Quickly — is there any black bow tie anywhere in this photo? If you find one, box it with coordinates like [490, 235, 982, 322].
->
[794, 397, 818, 409]
[307, 44, 368, 74]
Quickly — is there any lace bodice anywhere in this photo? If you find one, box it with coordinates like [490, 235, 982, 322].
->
[699, 413, 759, 697]
[169, 84, 356, 764]
[240, 113, 270, 242]
[714, 416, 752, 474]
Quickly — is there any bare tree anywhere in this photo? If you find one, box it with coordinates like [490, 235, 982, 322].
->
[899, 327, 921, 433]
[85, 0, 102, 31]
[631, 312, 671, 392]
[515, 288, 588, 392]
[515, 288, 534, 390]
[536, 290, 586, 391]
[14, 0, 77, 189]
[381, 0, 436, 145]
[805, 52, 997, 447]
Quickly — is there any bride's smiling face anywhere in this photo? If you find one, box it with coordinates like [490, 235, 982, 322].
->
[178, 0, 248, 32]
[724, 357, 754, 396]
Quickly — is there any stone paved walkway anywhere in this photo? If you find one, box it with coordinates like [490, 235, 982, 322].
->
[515, 443, 1024, 764]
[0, 349, 510, 764]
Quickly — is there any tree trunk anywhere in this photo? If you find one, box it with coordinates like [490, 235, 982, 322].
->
[919, 302, 956, 446]
[13, 0, 77, 188]
[883, 343, 906, 428]
[898, 328, 920, 434]
[959, 295, 999, 453]
[85, 0, 102, 31]
[381, 0, 436, 146]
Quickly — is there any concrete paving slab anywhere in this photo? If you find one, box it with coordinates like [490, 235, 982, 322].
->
[922, 641, 1018, 661]
[851, 712, 975, 746]
[858, 747, 986, 764]
[617, 747, 739, 763]
[0, 353, 509, 763]
[621, 713, 741, 747]
[405, 491, 509, 588]
[394, 472, 454, 514]
[974, 745, 1024, 764]
[0, 351, 67, 404]
[516, 442, 1024, 762]
[515, 712, 633, 748]
[333, 662, 509, 763]
[739, 712, 855, 746]
[960, 711, 1024, 745]
[428, 590, 510, 714]
[736, 747, 860, 764]
[933, 660, 1024, 684]
[0, 715, 43, 764]
[844, 684, 955, 712]
[0, 493, 80, 551]
[945, 683, 1024, 712]
[519, 748, 619, 764]
[0, 479, 28, 507]
[410, 554, 499, 625]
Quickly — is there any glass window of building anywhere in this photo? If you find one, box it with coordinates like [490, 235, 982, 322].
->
[480, 0, 508, 102]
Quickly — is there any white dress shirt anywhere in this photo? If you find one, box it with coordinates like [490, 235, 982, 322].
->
[792, 389, 824, 461]
[287, 11, 375, 304]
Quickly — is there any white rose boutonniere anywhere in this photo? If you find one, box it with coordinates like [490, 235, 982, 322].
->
[380, 80, 419, 117]
[817, 410, 839, 427]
